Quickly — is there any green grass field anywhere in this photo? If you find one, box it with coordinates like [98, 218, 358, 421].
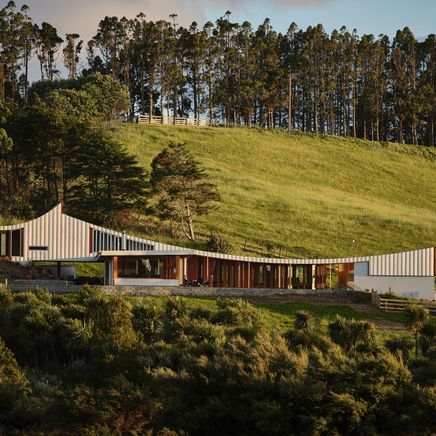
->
[108, 124, 436, 258]
[114, 294, 410, 338]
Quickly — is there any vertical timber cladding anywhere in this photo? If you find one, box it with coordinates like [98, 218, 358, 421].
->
[186, 256, 199, 281]
[162, 257, 177, 279]
[183, 258, 291, 288]
[338, 263, 354, 289]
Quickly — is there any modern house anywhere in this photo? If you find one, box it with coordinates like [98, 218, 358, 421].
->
[0, 204, 434, 300]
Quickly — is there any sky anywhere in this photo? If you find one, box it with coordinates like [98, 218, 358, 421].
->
[13, 0, 436, 42]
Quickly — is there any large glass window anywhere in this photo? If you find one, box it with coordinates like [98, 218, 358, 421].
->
[11, 229, 22, 257]
[118, 257, 163, 278]
[0, 232, 8, 256]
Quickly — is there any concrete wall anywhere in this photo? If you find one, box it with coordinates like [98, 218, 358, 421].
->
[354, 275, 434, 300]
[114, 278, 180, 287]
[103, 286, 349, 297]
[354, 262, 434, 300]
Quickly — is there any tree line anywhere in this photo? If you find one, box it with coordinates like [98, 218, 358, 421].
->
[0, 286, 435, 434]
[0, 69, 219, 240]
[1, 2, 435, 145]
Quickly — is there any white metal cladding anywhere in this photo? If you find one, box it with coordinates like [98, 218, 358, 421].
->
[0, 204, 90, 262]
[0, 204, 184, 262]
[0, 205, 434, 277]
[368, 247, 434, 277]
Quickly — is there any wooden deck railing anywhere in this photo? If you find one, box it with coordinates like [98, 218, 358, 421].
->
[372, 293, 436, 314]
[137, 114, 209, 127]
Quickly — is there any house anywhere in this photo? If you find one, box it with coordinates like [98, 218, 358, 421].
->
[0, 204, 434, 300]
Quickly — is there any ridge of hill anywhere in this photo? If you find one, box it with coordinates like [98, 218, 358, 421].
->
[108, 124, 436, 259]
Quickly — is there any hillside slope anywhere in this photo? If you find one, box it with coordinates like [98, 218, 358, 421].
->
[109, 124, 435, 258]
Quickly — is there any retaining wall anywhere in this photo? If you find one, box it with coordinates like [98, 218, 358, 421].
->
[101, 286, 350, 297]
[6, 281, 350, 297]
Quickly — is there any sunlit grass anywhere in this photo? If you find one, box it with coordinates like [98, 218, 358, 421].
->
[121, 295, 407, 335]
[109, 124, 436, 258]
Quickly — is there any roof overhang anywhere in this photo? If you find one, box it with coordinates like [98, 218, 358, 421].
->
[97, 249, 194, 260]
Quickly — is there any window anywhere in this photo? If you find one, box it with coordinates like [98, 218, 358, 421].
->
[91, 229, 154, 252]
[0, 232, 8, 256]
[118, 257, 163, 278]
[11, 229, 22, 257]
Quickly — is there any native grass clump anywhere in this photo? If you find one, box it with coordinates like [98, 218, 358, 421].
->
[0, 286, 435, 434]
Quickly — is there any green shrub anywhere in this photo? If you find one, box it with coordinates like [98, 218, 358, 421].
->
[293, 310, 315, 331]
[214, 298, 258, 327]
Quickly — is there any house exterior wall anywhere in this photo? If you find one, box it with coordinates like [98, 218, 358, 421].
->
[114, 278, 180, 287]
[354, 261, 434, 300]
[354, 276, 434, 300]
[1, 205, 434, 299]
[368, 247, 434, 276]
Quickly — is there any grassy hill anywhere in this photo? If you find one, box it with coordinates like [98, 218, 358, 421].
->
[108, 124, 436, 259]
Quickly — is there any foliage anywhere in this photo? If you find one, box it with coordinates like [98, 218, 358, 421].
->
[404, 304, 430, 358]
[328, 316, 375, 351]
[205, 233, 232, 254]
[293, 310, 314, 331]
[419, 320, 436, 357]
[0, 336, 29, 414]
[2, 86, 143, 223]
[132, 302, 163, 343]
[0, 291, 434, 434]
[148, 142, 220, 240]
[385, 335, 414, 359]
[65, 130, 147, 224]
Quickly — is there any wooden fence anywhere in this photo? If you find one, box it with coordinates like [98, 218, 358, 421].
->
[372, 293, 436, 315]
[137, 114, 209, 127]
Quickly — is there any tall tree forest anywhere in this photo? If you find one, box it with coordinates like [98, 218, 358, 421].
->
[1, 2, 435, 145]
[0, 1, 435, 227]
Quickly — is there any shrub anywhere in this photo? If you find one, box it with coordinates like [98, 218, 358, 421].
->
[293, 310, 315, 331]
[328, 316, 375, 351]
[205, 233, 232, 254]
[385, 335, 414, 359]
[164, 297, 187, 321]
[0, 337, 30, 417]
[132, 303, 163, 343]
[214, 298, 258, 327]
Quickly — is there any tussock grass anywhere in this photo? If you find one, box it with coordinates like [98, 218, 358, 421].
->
[109, 124, 436, 258]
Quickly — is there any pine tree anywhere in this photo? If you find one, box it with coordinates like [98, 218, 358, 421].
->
[63, 33, 83, 79]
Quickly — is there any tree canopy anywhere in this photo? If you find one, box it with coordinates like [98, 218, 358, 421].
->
[1, 3, 435, 145]
[148, 142, 220, 240]
[0, 288, 435, 434]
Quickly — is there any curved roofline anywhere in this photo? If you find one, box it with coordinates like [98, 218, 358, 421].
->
[1, 204, 434, 268]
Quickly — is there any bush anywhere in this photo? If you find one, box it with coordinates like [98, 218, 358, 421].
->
[164, 297, 187, 321]
[214, 298, 258, 327]
[328, 316, 375, 351]
[132, 303, 163, 343]
[0, 337, 30, 419]
[76, 276, 103, 285]
[293, 310, 315, 331]
[385, 335, 414, 359]
[205, 233, 232, 254]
